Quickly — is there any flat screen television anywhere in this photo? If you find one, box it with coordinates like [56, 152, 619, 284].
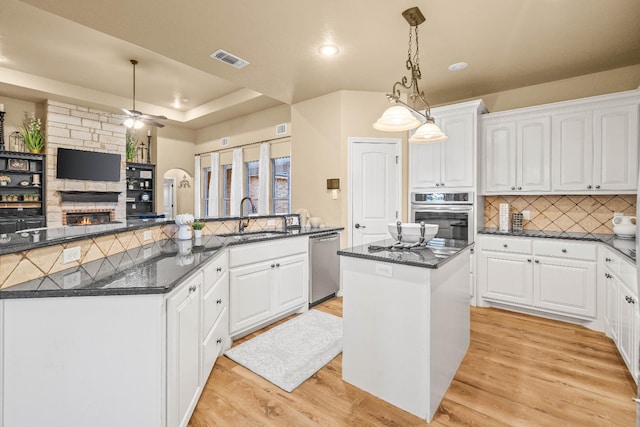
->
[56, 148, 121, 182]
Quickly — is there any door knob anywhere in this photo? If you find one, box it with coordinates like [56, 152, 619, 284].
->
[354, 223, 366, 229]
[587, 185, 592, 189]
[595, 185, 600, 189]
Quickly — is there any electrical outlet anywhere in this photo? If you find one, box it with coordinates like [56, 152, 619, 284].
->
[522, 210, 531, 220]
[62, 246, 81, 264]
[62, 271, 82, 289]
[143, 230, 152, 241]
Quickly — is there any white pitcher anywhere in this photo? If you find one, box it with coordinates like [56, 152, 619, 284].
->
[612, 215, 636, 237]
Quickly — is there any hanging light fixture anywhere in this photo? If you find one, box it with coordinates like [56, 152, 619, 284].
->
[373, 7, 447, 143]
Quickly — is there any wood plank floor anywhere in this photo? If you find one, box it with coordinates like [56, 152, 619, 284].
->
[188, 298, 637, 426]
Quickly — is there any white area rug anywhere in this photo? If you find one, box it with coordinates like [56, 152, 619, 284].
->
[224, 309, 343, 392]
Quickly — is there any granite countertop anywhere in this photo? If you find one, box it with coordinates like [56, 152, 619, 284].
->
[478, 227, 635, 263]
[338, 237, 473, 269]
[0, 226, 343, 299]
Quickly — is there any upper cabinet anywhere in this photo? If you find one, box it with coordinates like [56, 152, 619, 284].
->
[481, 89, 640, 195]
[410, 100, 487, 191]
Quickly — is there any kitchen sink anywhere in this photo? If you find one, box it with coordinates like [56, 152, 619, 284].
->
[218, 230, 288, 241]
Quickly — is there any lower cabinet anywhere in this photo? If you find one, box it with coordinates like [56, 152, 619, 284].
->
[166, 272, 203, 427]
[0, 216, 45, 233]
[603, 248, 638, 383]
[478, 235, 597, 320]
[228, 236, 309, 338]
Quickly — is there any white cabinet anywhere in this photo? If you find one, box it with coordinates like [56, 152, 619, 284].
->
[478, 235, 597, 320]
[201, 251, 230, 383]
[483, 116, 552, 193]
[167, 272, 203, 427]
[551, 100, 638, 192]
[410, 100, 486, 191]
[602, 248, 638, 383]
[229, 237, 309, 338]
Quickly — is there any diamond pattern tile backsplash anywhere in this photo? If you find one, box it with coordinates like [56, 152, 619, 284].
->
[484, 195, 636, 234]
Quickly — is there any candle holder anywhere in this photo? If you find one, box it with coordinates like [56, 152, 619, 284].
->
[147, 134, 152, 164]
[0, 111, 5, 151]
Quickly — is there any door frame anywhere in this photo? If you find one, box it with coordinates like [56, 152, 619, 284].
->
[163, 178, 177, 220]
[347, 137, 403, 247]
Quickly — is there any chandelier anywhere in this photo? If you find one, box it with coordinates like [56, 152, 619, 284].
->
[373, 7, 447, 143]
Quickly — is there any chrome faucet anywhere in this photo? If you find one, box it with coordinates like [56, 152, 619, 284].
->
[239, 197, 256, 233]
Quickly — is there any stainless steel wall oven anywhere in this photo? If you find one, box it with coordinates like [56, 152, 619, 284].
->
[410, 192, 474, 242]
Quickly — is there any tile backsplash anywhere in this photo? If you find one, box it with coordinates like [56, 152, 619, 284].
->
[484, 195, 636, 234]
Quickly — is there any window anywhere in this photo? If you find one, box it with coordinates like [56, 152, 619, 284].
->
[203, 167, 212, 217]
[222, 164, 232, 216]
[272, 157, 290, 214]
[244, 160, 260, 213]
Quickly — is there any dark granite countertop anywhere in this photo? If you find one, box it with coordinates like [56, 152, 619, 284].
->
[338, 237, 473, 269]
[0, 226, 343, 299]
[478, 227, 635, 263]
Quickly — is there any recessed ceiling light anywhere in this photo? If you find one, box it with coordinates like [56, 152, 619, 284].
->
[318, 44, 339, 56]
[448, 62, 468, 71]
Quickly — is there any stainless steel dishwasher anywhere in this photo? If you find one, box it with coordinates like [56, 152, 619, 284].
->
[309, 232, 340, 306]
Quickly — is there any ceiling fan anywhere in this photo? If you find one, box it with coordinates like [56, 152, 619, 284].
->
[120, 59, 167, 129]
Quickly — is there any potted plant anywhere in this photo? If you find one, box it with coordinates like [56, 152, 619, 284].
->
[126, 132, 138, 162]
[127, 178, 137, 190]
[192, 220, 205, 238]
[21, 113, 45, 154]
[0, 176, 10, 186]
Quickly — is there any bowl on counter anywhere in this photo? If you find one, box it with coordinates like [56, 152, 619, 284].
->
[387, 222, 438, 243]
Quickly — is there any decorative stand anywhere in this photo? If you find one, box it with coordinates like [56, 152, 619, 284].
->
[0, 111, 5, 151]
[147, 133, 152, 164]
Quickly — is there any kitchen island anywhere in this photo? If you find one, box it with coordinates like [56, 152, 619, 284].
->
[338, 238, 472, 422]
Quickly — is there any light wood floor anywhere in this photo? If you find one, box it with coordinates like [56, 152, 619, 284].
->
[189, 298, 637, 426]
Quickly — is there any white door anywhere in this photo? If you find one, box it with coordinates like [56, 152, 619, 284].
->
[551, 110, 593, 191]
[349, 138, 401, 247]
[517, 116, 551, 192]
[163, 178, 176, 219]
[441, 113, 474, 188]
[483, 121, 516, 193]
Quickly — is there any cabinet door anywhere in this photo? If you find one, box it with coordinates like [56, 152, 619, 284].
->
[229, 261, 273, 334]
[618, 280, 636, 375]
[0, 219, 18, 234]
[534, 257, 596, 319]
[441, 113, 474, 188]
[552, 110, 593, 191]
[483, 121, 517, 192]
[605, 271, 620, 342]
[410, 141, 442, 189]
[202, 307, 229, 384]
[481, 251, 533, 305]
[22, 217, 45, 230]
[273, 254, 308, 315]
[517, 117, 551, 191]
[167, 274, 202, 427]
[593, 104, 639, 191]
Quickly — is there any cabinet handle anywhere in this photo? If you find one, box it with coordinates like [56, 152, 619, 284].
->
[271, 264, 275, 268]
[441, 183, 445, 187]
[587, 185, 592, 189]
[595, 185, 600, 189]
[561, 249, 567, 253]
[605, 257, 612, 262]
[188, 285, 197, 293]
[517, 186, 522, 190]
[216, 338, 222, 344]
[534, 259, 540, 264]
[435, 183, 440, 187]
[503, 244, 508, 248]
[527, 259, 532, 263]
[510, 186, 515, 190]
[216, 299, 222, 304]
[216, 266, 222, 272]
[276, 263, 280, 268]
[625, 296, 635, 304]
[605, 273, 612, 279]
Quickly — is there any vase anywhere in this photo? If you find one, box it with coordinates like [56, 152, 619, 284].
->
[28, 148, 42, 154]
[193, 229, 202, 238]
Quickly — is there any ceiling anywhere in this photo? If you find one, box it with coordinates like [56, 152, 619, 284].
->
[1, 0, 639, 129]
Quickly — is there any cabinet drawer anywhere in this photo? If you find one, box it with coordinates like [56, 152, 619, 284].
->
[481, 236, 532, 254]
[229, 236, 308, 267]
[202, 307, 229, 382]
[533, 240, 596, 261]
[203, 272, 228, 335]
[203, 251, 228, 294]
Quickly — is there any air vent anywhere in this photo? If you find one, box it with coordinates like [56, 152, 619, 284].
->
[210, 49, 249, 69]
[275, 123, 287, 135]
[221, 137, 229, 147]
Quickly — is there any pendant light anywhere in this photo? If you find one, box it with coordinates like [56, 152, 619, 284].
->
[373, 7, 447, 143]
